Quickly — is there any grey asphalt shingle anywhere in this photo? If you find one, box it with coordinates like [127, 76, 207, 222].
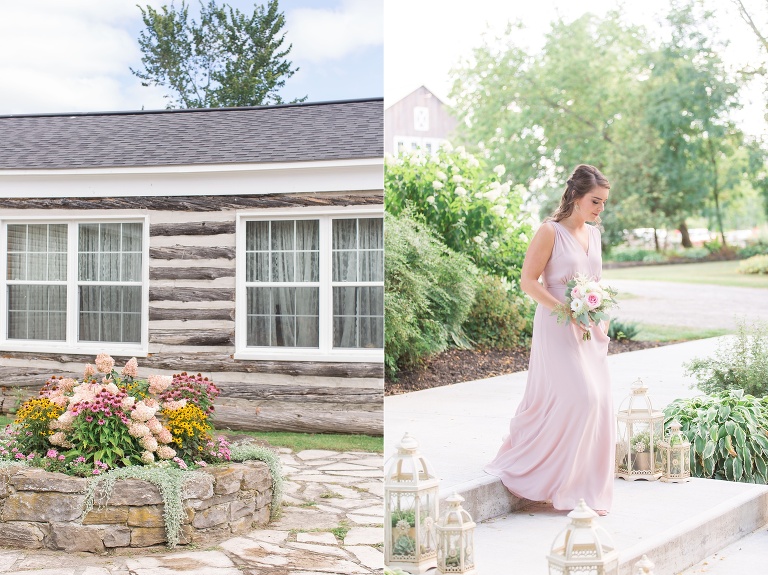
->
[0, 99, 382, 169]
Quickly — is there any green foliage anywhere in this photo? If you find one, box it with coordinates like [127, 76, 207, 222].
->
[67, 411, 143, 468]
[384, 211, 477, 378]
[684, 320, 768, 397]
[738, 254, 768, 275]
[463, 274, 535, 349]
[132, 0, 305, 108]
[385, 146, 531, 281]
[393, 534, 416, 556]
[663, 390, 768, 483]
[390, 508, 416, 528]
[229, 442, 283, 519]
[738, 242, 768, 258]
[607, 319, 640, 341]
[84, 466, 200, 548]
[606, 247, 667, 263]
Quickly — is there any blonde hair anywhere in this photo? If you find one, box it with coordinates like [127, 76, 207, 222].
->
[550, 164, 610, 225]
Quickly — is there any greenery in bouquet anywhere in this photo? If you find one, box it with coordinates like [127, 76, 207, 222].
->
[551, 273, 618, 341]
[1, 354, 231, 476]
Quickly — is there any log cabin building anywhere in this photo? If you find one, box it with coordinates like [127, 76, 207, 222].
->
[0, 98, 384, 435]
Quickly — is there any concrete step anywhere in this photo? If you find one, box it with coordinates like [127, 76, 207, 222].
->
[464, 478, 768, 575]
[679, 523, 768, 574]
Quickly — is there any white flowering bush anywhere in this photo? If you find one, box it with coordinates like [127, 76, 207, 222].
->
[385, 145, 531, 281]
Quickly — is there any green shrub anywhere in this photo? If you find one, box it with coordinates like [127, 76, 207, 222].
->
[738, 242, 768, 258]
[663, 390, 768, 483]
[684, 320, 768, 397]
[607, 319, 640, 341]
[385, 146, 531, 281]
[738, 254, 768, 275]
[384, 212, 477, 379]
[463, 274, 535, 349]
[606, 247, 666, 263]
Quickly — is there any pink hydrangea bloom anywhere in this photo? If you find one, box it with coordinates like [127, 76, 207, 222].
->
[141, 450, 155, 464]
[95, 353, 115, 374]
[139, 435, 159, 452]
[162, 399, 187, 411]
[128, 422, 151, 438]
[122, 357, 138, 378]
[148, 374, 173, 395]
[157, 445, 176, 460]
[121, 396, 136, 410]
[131, 401, 157, 422]
[83, 364, 96, 378]
[156, 428, 173, 444]
[146, 417, 163, 434]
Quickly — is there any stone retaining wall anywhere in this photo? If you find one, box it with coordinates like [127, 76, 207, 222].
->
[0, 462, 273, 552]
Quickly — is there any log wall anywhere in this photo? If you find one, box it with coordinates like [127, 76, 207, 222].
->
[0, 192, 384, 435]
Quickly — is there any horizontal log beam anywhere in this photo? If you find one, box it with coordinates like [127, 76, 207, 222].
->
[0, 193, 384, 212]
[149, 329, 234, 346]
[149, 287, 235, 302]
[149, 307, 235, 322]
[150, 221, 235, 237]
[214, 383, 382, 404]
[149, 245, 236, 260]
[0, 353, 384, 378]
[149, 266, 235, 281]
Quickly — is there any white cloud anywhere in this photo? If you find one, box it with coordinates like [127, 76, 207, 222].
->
[286, 0, 383, 63]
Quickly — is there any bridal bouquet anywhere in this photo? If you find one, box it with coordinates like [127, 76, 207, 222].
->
[552, 273, 618, 341]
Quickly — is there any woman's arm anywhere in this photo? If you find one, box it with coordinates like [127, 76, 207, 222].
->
[520, 222, 563, 312]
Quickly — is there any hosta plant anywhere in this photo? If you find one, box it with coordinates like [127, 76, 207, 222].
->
[663, 390, 768, 483]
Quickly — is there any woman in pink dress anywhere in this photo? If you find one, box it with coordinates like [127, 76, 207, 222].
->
[484, 164, 614, 515]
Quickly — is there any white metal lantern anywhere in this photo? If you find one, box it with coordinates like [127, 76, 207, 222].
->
[436, 492, 477, 575]
[633, 554, 655, 574]
[658, 420, 691, 483]
[547, 499, 618, 575]
[616, 379, 664, 481]
[384, 432, 439, 574]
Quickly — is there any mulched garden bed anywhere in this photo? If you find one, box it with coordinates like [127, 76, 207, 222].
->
[385, 339, 678, 396]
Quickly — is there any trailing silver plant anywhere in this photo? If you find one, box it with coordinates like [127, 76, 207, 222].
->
[229, 443, 284, 519]
[83, 466, 203, 548]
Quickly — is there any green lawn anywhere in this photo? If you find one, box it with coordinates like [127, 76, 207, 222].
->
[633, 323, 730, 342]
[218, 430, 383, 453]
[604, 260, 768, 289]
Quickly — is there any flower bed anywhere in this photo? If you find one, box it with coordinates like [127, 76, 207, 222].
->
[0, 355, 283, 551]
[0, 460, 274, 552]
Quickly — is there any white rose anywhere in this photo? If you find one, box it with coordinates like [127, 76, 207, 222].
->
[571, 299, 585, 314]
[455, 186, 468, 197]
[493, 164, 506, 176]
[432, 181, 444, 190]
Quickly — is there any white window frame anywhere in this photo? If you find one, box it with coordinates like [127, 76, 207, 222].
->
[235, 205, 384, 363]
[0, 214, 150, 356]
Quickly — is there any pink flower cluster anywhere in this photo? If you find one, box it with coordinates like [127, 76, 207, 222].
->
[159, 372, 221, 415]
[95, 353, 115, 374]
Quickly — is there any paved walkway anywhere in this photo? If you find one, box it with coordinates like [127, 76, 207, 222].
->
[0, 449, 384, 575]
[601, 278, 768, 330]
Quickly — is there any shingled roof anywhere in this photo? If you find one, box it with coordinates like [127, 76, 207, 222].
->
[0, 98, 382, 170]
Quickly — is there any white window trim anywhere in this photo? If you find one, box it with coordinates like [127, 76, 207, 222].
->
[235, 205, 384, 363]
[0, 214, 150, 357]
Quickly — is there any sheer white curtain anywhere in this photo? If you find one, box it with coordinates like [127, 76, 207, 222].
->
[332, 218, 384, 349]
[6, 224, 67, 341]
[246, 220, 320, 348]
[78, 223, 142, 343]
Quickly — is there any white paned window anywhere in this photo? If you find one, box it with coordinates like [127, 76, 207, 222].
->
[237, 207, 384, 362]
[1, 218, 148, 354]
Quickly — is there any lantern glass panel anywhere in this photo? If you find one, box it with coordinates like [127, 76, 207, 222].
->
[419, 492, 437, 555]
[390, 492, 417, 559]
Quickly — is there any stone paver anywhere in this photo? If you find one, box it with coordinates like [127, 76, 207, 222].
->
[0, 447, 383, 575]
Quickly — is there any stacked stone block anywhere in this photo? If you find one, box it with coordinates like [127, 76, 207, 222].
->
[0, 461, 273, 552]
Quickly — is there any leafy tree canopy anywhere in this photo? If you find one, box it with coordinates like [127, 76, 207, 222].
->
[132, 0, 306, 108]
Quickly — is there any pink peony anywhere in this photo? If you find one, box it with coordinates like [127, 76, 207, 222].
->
[585, 291, 602, 310]
[122, 357, 138, 378]
[95, 353, 115, 374]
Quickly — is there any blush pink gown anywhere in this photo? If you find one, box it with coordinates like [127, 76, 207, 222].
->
[484, 220, 615, 511]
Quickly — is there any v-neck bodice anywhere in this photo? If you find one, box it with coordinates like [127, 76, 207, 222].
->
[542, 220, 602, 301]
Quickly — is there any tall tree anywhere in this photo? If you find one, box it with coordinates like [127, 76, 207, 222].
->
[132, 0, 306, 108]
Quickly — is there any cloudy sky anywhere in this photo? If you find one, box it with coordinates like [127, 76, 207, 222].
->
[0, 0, 383, 115]
[384, 0, 768, 136]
